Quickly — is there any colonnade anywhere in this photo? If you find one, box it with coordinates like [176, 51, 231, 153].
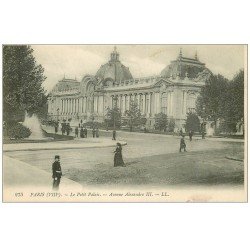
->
[111, 91, 174, 116]
[59, 95, 104, 115]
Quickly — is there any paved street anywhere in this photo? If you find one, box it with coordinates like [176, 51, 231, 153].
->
[4, 130, 244, 188]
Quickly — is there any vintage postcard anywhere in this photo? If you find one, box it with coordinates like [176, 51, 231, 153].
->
[2, 44, 247, 202]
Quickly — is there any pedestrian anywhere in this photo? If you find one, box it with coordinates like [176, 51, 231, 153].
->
[66, 123, 70, 136]
[114, 143, 126, 167]
[55, 122, 58, 134]
[96, 128, 99, 138]
[80, 127, 84, 138]
[61, 122, 65, 135]
[84, 127, 88, 138]
[179, 135, 187, 152]
[112, 130, 116, 140]
[92, 127, 96, 138]
[52, 155, 62, 190]
[75, 126, 79, 138]
[202, 130, 205, 139]
[189, 130, 193, 141]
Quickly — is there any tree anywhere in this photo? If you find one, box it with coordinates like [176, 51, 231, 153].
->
[106, 107, 121, 129]
[154, 113, 168, 131]
[125, 100, 143, 131]
[185, 112, 200, 132]
[196, 74, 229, 129]
[220, 70, 244, 133]
[3, 45, 47, 123]
[168, 118, 175, 132]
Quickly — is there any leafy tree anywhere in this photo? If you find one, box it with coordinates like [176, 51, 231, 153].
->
[3, 45, 47, 123]
[220, 70, 244, 133]
[154, 113, 168, 131]
[106, 107, 121, 129]
[125, 100, 143, 131]
[168, 118, 175, 132]
[196, 74, 228, 129]
[185, 112, 200, 132]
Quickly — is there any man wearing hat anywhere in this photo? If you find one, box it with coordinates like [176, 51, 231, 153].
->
[52, 155, 62, 190]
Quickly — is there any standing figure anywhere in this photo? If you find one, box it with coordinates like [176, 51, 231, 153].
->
[96, 128, 99, 138]
[55, 121, 59, 134]
[75, 126, 79, 138]
[52, 155, 62, 190]
[61, 122, 65, 135]
[202, 130, 205, 139]
[84, 127, 88, 138]
[114, 143, 126, 167]
[179, 135, 187, 152]
[66, 123, 70, 136]
[80, 127, 84, 138]
[112, 130, 116, 140]
[92, 128, 96, 138]
[189, 130, 193, 141]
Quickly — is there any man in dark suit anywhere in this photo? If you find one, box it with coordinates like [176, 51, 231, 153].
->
[179, 135, 187, 152]
[52, 155, 62, 190]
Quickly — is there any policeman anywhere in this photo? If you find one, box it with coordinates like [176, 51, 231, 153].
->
[179, 135, 187, 152]
[52, 155, 62, 190]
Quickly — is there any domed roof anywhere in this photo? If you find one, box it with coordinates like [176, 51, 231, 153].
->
[160, 50, 210, 79]
[96, 47, 133, 82]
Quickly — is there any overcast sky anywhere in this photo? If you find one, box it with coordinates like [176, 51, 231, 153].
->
[32, 45, 245, 93]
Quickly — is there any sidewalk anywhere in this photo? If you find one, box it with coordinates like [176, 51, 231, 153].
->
[3, 155, 82, 189]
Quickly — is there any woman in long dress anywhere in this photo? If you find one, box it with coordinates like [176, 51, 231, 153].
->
[114, 143, 126, 167]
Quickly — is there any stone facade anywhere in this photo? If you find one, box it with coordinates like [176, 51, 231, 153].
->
[48, 47, 211, 129]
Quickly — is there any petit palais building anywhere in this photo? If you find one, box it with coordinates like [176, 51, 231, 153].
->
[48, 47, 212, 130]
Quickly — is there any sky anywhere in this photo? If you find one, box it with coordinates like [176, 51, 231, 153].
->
[32, 45, 246, 93]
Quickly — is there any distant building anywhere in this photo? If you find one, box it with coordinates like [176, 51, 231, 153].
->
[48, 47, 211, 129]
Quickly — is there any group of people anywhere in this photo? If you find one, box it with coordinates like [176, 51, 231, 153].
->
[60, 122, 71, 136]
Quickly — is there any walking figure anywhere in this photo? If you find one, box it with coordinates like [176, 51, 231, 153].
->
[80, 127, 84, 138]
[189, 130, 193, 141]
[112, 130, 116, 140]
[202, 130, 205, 139]
[52, 155, 62, 190]
[96, 128, 99, 138]
[84, 127, 88, 138]
[114, 143, 126, 167]
[179, 135, 187, 152]
[66, 123, 70, 136]
[75, 126, 79, 138]
[92, 128, 96, 138]
[55, 121, 59, 134]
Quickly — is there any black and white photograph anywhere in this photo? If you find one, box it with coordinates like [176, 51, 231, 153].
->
[2, 44, 247, 202]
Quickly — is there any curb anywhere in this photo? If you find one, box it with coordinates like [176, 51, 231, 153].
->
[225, 156, 243, 162]
[3, 141, 127, 153]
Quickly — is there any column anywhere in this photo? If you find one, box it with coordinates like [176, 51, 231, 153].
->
[84, 97, 87, 113]
[142, 94, 145, 114]
[127, 94, 130, 110]
[122, 95, 126, 114]
[97, 96, 99, 114]
[148, 93, 151, 115]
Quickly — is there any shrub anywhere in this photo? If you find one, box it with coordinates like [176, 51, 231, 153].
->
[168, 118, 175, 132]
[7, 122, 31, 139]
